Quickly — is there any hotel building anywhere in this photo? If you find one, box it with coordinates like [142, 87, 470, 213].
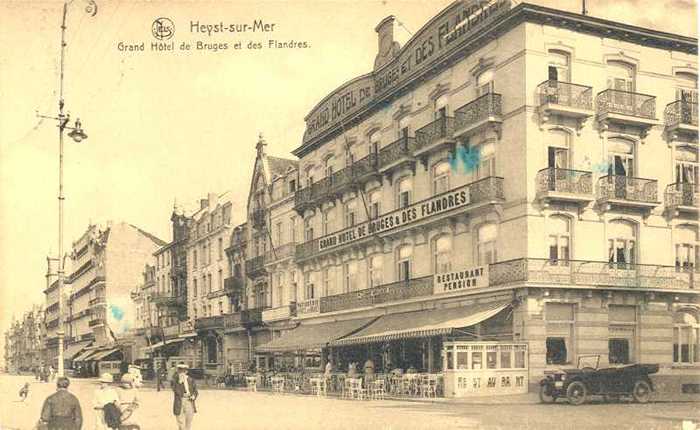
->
[256, 0, 699, 397]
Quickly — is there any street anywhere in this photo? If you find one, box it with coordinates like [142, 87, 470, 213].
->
[0, 374, 698, 430]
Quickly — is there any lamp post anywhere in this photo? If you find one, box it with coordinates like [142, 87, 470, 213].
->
[37, 0, 96, 378]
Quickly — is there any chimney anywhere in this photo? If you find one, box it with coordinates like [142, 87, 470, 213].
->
[208, 193, 217, 208]
[256, 133, 267, 157]
[374, 15, 398, 70]
[200, 199, 208, 210]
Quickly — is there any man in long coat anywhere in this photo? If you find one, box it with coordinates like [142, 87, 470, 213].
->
[38, 377, 83, 430]
[171, 364, 198, 430]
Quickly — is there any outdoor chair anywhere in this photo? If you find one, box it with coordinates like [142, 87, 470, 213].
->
[309, 377, 327, 396]
[271, 376, 285, 394]
[245, 376, 258, 392]
[371, 379, 386, 400]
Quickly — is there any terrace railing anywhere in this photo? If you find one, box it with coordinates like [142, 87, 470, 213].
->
[596, 89, 656, 120]
[536, 168, 593, 195]
[596, 175, 658, 204]
[538, 81, 592, 110]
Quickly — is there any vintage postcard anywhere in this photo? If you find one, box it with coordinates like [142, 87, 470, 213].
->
[0, 1, 698, 429]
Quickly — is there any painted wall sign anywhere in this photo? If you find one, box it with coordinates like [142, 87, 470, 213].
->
[301, 0, 512, 145]
[318, 185, 470, 252]
[434, 266, 489, 294]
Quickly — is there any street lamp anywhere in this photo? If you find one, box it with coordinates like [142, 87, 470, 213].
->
[37, 0, 97, 378]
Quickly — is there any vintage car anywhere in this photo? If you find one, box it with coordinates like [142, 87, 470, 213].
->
[539, 355, 659, 405]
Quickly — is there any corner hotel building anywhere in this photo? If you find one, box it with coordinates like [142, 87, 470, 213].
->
[255, 0, 699, 396]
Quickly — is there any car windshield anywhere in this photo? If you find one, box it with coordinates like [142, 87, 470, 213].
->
[577, 355, 600, 369]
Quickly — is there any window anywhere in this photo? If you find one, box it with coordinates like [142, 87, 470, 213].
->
[290, 216, 297, 243]
[608, 305, 637, 365]
[322, 268, 332, 297]
[218, 269, 223, 291]
[674, 147, 699, 207]
[304, 272, 314, 300]
[289, 179, 296, 193]
[322, 209, 333, 236]
[325, 155, 335, 178]
[432, 161, 450, 195]
[547, 216, 570, 262]
[397, 177, 412, 209]
[208, 274, 212, 294]
[344, 200, 357, 228]
[476, 69, 494, 97]
[304, 217, 314, 241]
[291, 270, 298, 303]
[218, 301, 223, 315]
[208, 241, 212, 264]
[546, 303, 575, 365]
[369, 190, 381, 219]
[276, 273, 284, 307]
[218, 238, 223, 260]
[397, 245, 413, 282]
[369, 130, 381, 155]
[674, 310, 699, 365]
[547, 50, 570, 82]
[546, 129, 570, 187]
[608, 220, 636, 268]
[398, 116, 410, 139]
[477, 223, 498, 265]
[474, 140, 496, 179]
[433, 235, 452, 273]
[369, 255, 383, 287]
[674, 225, 699, 271]
[193, 279, 198, 297]
[434, 94, 448, 119]
[343, 261, 358, 293]
[193, 250, 198, 269]
[607, 61, 637, 113]
[202, 243, 207, 266]
[276, 221, 284, 245]
[306, 167, 315, 188]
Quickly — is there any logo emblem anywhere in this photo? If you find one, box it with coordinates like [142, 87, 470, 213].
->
[152, 17, 174, 40]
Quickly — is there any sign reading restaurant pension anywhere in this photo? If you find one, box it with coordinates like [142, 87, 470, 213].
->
[301, 0, 511, 145]
[318, 185, 470, 252]
[434, 266, 489, 294]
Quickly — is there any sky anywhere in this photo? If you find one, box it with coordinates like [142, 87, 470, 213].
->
[0, 0, 696, 359]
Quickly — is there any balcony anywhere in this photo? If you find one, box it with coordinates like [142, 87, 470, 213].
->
[251, 208, 266, 230]
[489, 258, 698, 291]
[224, 276, 245, 297]
[88, 295, 106, 307]
[414, 116, 456, 157]
[319, 276, 434, 314]
[262, 303, 297, 322]
[242, 308, 264, 327]
[88, 317, 104, 328]
[665, 182, 699, 216]
[245, 255, 266, 279]
[223, 312, 243, 329]
[596, 175, 658, 212]
[296, 298, 320, 317]
[162, 323, 180, 338]
[664, 100, 698, 139]
[453, 93, 503, 139]
[538, 81, 592, 131]
[194, 315, 224, 331]
[151, 291, 186, 308]
[295, 178, 505, 263]
[596, 89, 660, 135]
[378, 136, 417, 176]
[535, 168, 594, 207]
[264, 243, 296, 265]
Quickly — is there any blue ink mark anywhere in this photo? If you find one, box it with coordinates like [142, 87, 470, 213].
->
[449, 146, 481, 174]
[110, 305, 124, 321]
[581, 156, 610, 174]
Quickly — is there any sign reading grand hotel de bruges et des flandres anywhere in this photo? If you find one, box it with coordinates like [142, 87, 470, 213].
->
[318, 185, 469, 252]
[302, 0, 511, 144]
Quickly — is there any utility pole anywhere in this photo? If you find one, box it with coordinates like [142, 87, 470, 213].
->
[582, 0, 588, 16]
[37, 0, 96, 378]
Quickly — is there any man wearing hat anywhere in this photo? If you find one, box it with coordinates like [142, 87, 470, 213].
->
[38, 376, 83, 430]
[172, 364, 198, 430]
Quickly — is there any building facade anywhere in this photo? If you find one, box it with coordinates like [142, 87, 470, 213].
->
[253, 1, 698, 397]
[4, 307, 44, 372]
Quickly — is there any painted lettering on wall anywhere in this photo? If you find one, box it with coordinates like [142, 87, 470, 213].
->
[434, 266, 489, 294]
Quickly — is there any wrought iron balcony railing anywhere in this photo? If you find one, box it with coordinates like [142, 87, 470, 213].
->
[596, 89, 656, 120]
[242, 307, 265, 326]
[224, 276, 245, 296]
[320, 276, 434, 313]
[151, 291, 186, 307]
[415, 116, 455, 150]
[596, 175, 658, 204]
[251, 208, 266, 230]
[378, 136, 417, 169]
[454, 93, 503, 131]
[223, 312, 243, 328]
[245, 255, 266, 277]
[538, 81, 592, 110]
[489, 258, 697, 290]
[536, 168, 593, 196]
[262, 303, 297, 321]
[664, 100, 698, 129]
[665, 182, 699, 209]
[194, 315, 224, 331]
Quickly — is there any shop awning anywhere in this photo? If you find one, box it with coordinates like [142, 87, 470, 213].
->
[73, 347, 99, 362]
[331, 301, 511, 347]
[90, 347, 121, 361]
[178, 332, 197, 339]
[256, 317, 377, 353]
[64, 341, 91, 360]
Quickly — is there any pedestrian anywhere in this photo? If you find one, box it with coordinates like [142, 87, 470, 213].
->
[19, 382, 29, 402]
[155, 364, 166, 392]
[37, 376, 83, 430]
[172, 363, 198, 430]
[93, 373, 120, 430]
[49, 366, 56, 382]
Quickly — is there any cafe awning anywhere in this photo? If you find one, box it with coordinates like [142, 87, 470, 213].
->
[73, 347, 99, 362]
[64, 341, 91, 360]
[331, 301, 511, 347]
[90, 347, 121, 361]
[256, 317, 377, 353]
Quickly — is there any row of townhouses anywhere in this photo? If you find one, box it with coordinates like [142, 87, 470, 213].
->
[5, 1, 699, 398]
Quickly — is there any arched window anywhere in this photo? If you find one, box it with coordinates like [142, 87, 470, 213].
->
[606, 60, 636, 92]
[397, 245, 413, 281]
[369, 255, 383, 287]
[477, 223, 498, 265]
[476, 69, 494, 97]
[547, 215, 570, 262]
[673, 309, 699, 364]
[674, 225, 699, 271]
[474, 140, 496, 179]
[435, 94, 449, 119]
[608, 137, 635, 180]
[398, 116, 410, 139]
[369, 190, 381, 219]
[369, 130, 382, 155]
[548, 50, 570, 82]
[433, 235, 452, 273]
[397, 177, 413, 208]
[304, 216, 314, 241]
[432, 161, 451, 195]
[608, 220, 637, 267]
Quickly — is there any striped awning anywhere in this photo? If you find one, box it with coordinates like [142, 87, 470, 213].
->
[64, 341, 91, 360]
[255, 317, 377, 353]
[331, 301, 511, 347]
[73, 347, 99, 362]
[90, 347, 121, 361]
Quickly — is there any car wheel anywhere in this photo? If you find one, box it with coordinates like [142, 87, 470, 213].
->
[539, 384, 556, 403]
[566, 381, 587, 406]
[632, 380, 651, 403]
